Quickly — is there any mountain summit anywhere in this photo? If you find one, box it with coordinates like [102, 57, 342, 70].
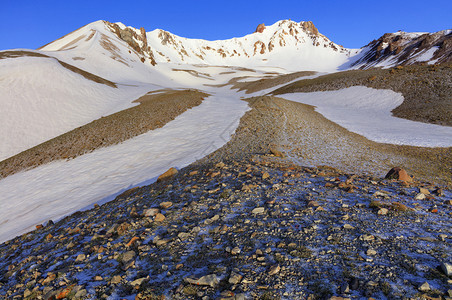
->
[39, 19, 354, 72]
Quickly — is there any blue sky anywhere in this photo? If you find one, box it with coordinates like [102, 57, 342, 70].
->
[1, 0, 451, 50]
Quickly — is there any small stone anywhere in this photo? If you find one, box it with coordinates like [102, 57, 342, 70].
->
[418, 282, 430, 292]
[252, 207, 265, 214]
[94, 276, 103, 281]
[229, 271, 243, 284]
[231, 247, 241, 255]
[419, 187, 430, 195]
[111, 275, 122, 284]
[268, 264, 281, 275]
[24, 289, 32, 298]
[126, 236, 139, 247]
[377, 208, 388, 215]
[154, 213, 166, 222]
[440, 262, 452, 277]
[343, 224, 354, 230]
[414, 193, 426, 200]
[75, 289, 87, 298]
[189, 170, 198, 176]
[366, 249, 377, 256]
[178, 232, 191, 240]
[262, 172, 270, 180]
[143, 208, 159, 217]
[121, 250, 136, 263]
[307, 201, 319, 207]
[75, 254, 86, 262]
[185, 274, 218, 287]
[131, 277, 148, 286]
[159, 201, 173, 209]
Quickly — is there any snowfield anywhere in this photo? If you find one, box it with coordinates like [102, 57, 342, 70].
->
[0, 56, 157, 161]
[0, 93, 249, 243]
[279, 86, 452, 147]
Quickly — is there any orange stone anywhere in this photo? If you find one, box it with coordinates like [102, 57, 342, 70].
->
[154, 213, 166, 222]
[126, 236, 140, 247]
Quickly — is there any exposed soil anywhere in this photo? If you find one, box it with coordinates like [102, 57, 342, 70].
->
[0, 90, 208, 179]
[272, 64, 452, 126]
[199, 96, 451, 186]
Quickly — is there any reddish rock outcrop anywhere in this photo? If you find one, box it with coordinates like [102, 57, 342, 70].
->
[300, 21, 319, 36]
[255, 23, 266, 33]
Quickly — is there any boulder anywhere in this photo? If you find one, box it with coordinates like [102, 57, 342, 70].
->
[384, 167, 413, 182]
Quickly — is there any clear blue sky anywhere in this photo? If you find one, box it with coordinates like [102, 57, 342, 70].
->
[1, 0, 451, 50]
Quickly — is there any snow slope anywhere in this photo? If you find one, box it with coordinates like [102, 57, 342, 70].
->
[0, 55, 157, 161]
[0, 91, 249, 243]
[279, 86, 452, 147]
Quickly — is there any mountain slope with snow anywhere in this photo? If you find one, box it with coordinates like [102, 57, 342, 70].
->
[0, 19, 451, 244]
[350, 29, 452, 68]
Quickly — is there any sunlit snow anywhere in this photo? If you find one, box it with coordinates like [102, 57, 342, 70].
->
[279, 86, 452, 147]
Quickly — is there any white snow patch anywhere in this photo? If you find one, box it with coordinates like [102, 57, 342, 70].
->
[279, 86, 452, 147]
[0, 95, 249, 244]
[413, 47, 439, 62]
[0, 56, 156, 161]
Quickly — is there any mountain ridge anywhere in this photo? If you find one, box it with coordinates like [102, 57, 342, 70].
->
[36, 19, 452, 71]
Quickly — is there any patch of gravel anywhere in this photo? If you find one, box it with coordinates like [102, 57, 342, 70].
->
[198, 96, 451, 186]
[0, 89, 208, 179]
[272, 63, 452, 126]
[228, 71, 317, 94]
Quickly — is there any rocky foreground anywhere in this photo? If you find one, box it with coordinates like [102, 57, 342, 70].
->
[0, 155, 451, 299]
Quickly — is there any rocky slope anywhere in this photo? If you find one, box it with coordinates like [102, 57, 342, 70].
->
[0, 157, 450, 299]
[352, 30, 452, 69]
[0, 90, 451, 300]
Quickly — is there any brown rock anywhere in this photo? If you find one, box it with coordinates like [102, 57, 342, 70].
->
[154, 213, 166, 222]
[384, 167, 413, 182]
[157, 167, 178, 182]
[126, 236, 140, 247]
[159, 201, 173, 209]
[300, 21, 319, 36]
[255, 23, 266, 33]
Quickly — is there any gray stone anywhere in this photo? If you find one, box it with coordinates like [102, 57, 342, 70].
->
[228, 271, 243, 284]
[185, 274, 218, 287]
[252, 207, 265, 214]
[418, 282, 430, 292]
[441, 262, 452, 277]
[121, 250, 136, 263]
[414, 193, 426, 200]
